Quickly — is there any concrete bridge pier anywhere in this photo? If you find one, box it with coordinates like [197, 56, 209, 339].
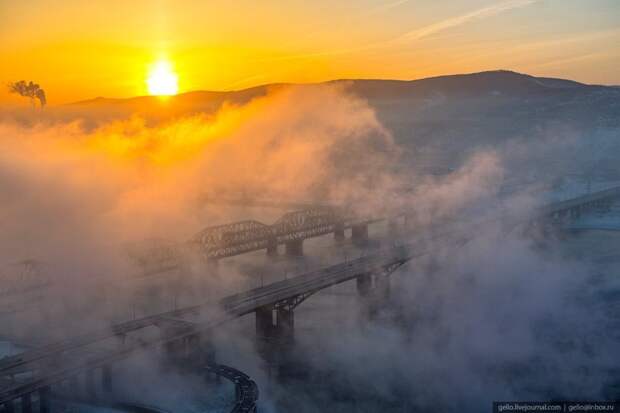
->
[285, 239, 304, 257]
[351, 224, 369, 245]
[255, 306, 271, 343]
[1, 401, 12, 413]
[20, 394, 31, 413]
[356, 273, 373, 297]
[357, 273, 391, 317]
[1, 401, 14, 413]
[184, 334, 200, 359]
[204, 337, 217, 365]
[102, 365, 113, 393]
[182, 335, 218, 382]
[39, 387, 50, 413]
[356, 274, 390, 300]
[185, 333, 217, 366]
[163, 338, 186, 365]
[255, 304, 295, 378]
[61, 376, 79, 398]
[334, 222, 345, 242]
[255, 305, 295, 343]
[12, 389, 52, 413]
[266, 237, 278, 257]
[85, 368, 96, 399]
[162, 331, 219, 377]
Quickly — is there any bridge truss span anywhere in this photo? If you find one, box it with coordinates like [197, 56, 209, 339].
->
[190, 220, 274, 259]
[2, 187, 620, 406]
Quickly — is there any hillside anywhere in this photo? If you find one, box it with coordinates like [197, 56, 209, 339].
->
[67, 70, 620, 182]
[70, 70, 614, 108]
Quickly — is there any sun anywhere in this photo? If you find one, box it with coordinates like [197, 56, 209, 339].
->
[147, 60, 179, 96]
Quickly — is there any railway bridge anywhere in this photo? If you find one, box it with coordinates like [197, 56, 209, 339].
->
[1, 186, 619, 412]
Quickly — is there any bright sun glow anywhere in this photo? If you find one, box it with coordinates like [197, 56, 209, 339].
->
[147, 60, 178, 96]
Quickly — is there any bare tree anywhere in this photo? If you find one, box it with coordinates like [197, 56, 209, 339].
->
[8, 80, 47, 107]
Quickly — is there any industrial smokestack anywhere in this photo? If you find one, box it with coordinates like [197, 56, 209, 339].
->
[8, 80, 47, 107]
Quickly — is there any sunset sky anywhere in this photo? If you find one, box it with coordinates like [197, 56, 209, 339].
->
[1, 0, 619, 104]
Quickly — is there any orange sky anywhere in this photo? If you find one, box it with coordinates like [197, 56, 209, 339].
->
[1, 0, 619, 104]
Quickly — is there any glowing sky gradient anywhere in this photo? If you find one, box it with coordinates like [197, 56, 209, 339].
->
[1, 0, 618, 103]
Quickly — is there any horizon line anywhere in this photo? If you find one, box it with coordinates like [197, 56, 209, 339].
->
[43, 69, 620, 106]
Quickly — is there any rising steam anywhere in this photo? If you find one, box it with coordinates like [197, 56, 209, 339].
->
[1, 82, 618, 412]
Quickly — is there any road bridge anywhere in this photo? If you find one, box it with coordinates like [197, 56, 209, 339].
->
[0, 261, 49, 300]
[205, 364, 259, 413]
[0, 228, 442, 408]
[541, 186, 620, 219]
[1, 186, 620, 410]
[48, 362, 257, 413]
[566, 222, 620, 232]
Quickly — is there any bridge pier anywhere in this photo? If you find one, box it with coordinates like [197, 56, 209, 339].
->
[356, 273, 390, 299]
[39, 387, 50, 413]
[20, 394, 31, 413]
[86, 368, 96, 399]
[186, 333, 217, 366]
[161, 330, 217, 373]
[255, 304, 296, 379]
[285, 239, 304, 257]
[67, 376, 79, 397]
[256, 305, 295, 343]
[102, 365, 113, 393]
[202, 339, 221, 383]
[266, 237, 278, 257]
[351, 224, 368, 245]
[164, 338, 187, 362]
[357, 273, 391, 317]
[334, 222, 345, 242]
[163, 332, 219, 380]
[356, 273, 373, 297]
[2, 401, 14, 413]
[202, 336, 217, 365]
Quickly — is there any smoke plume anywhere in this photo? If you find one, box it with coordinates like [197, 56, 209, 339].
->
[8, 80, 47, 107]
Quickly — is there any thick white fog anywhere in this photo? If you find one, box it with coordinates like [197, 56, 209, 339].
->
[1, 78, 619, 412]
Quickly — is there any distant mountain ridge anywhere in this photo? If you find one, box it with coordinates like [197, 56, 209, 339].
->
[336, 70, 602, 99]
[70, 70, 609, 107]
[62, 69, 620, 185]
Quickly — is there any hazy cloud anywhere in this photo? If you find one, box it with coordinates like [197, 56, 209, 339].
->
[395, 0, 540, 43]
[251, 0, 540, 64]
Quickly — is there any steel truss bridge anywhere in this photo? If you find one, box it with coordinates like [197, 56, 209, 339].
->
[1, 186, 619, 412]
[156, 186, 620, 264]
[129, 205, 389, 274]
[189, 206, 383, 260]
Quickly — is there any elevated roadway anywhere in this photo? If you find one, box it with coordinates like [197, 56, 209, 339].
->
[0, 230, 449, 403]
[2, 186, 620, 406]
